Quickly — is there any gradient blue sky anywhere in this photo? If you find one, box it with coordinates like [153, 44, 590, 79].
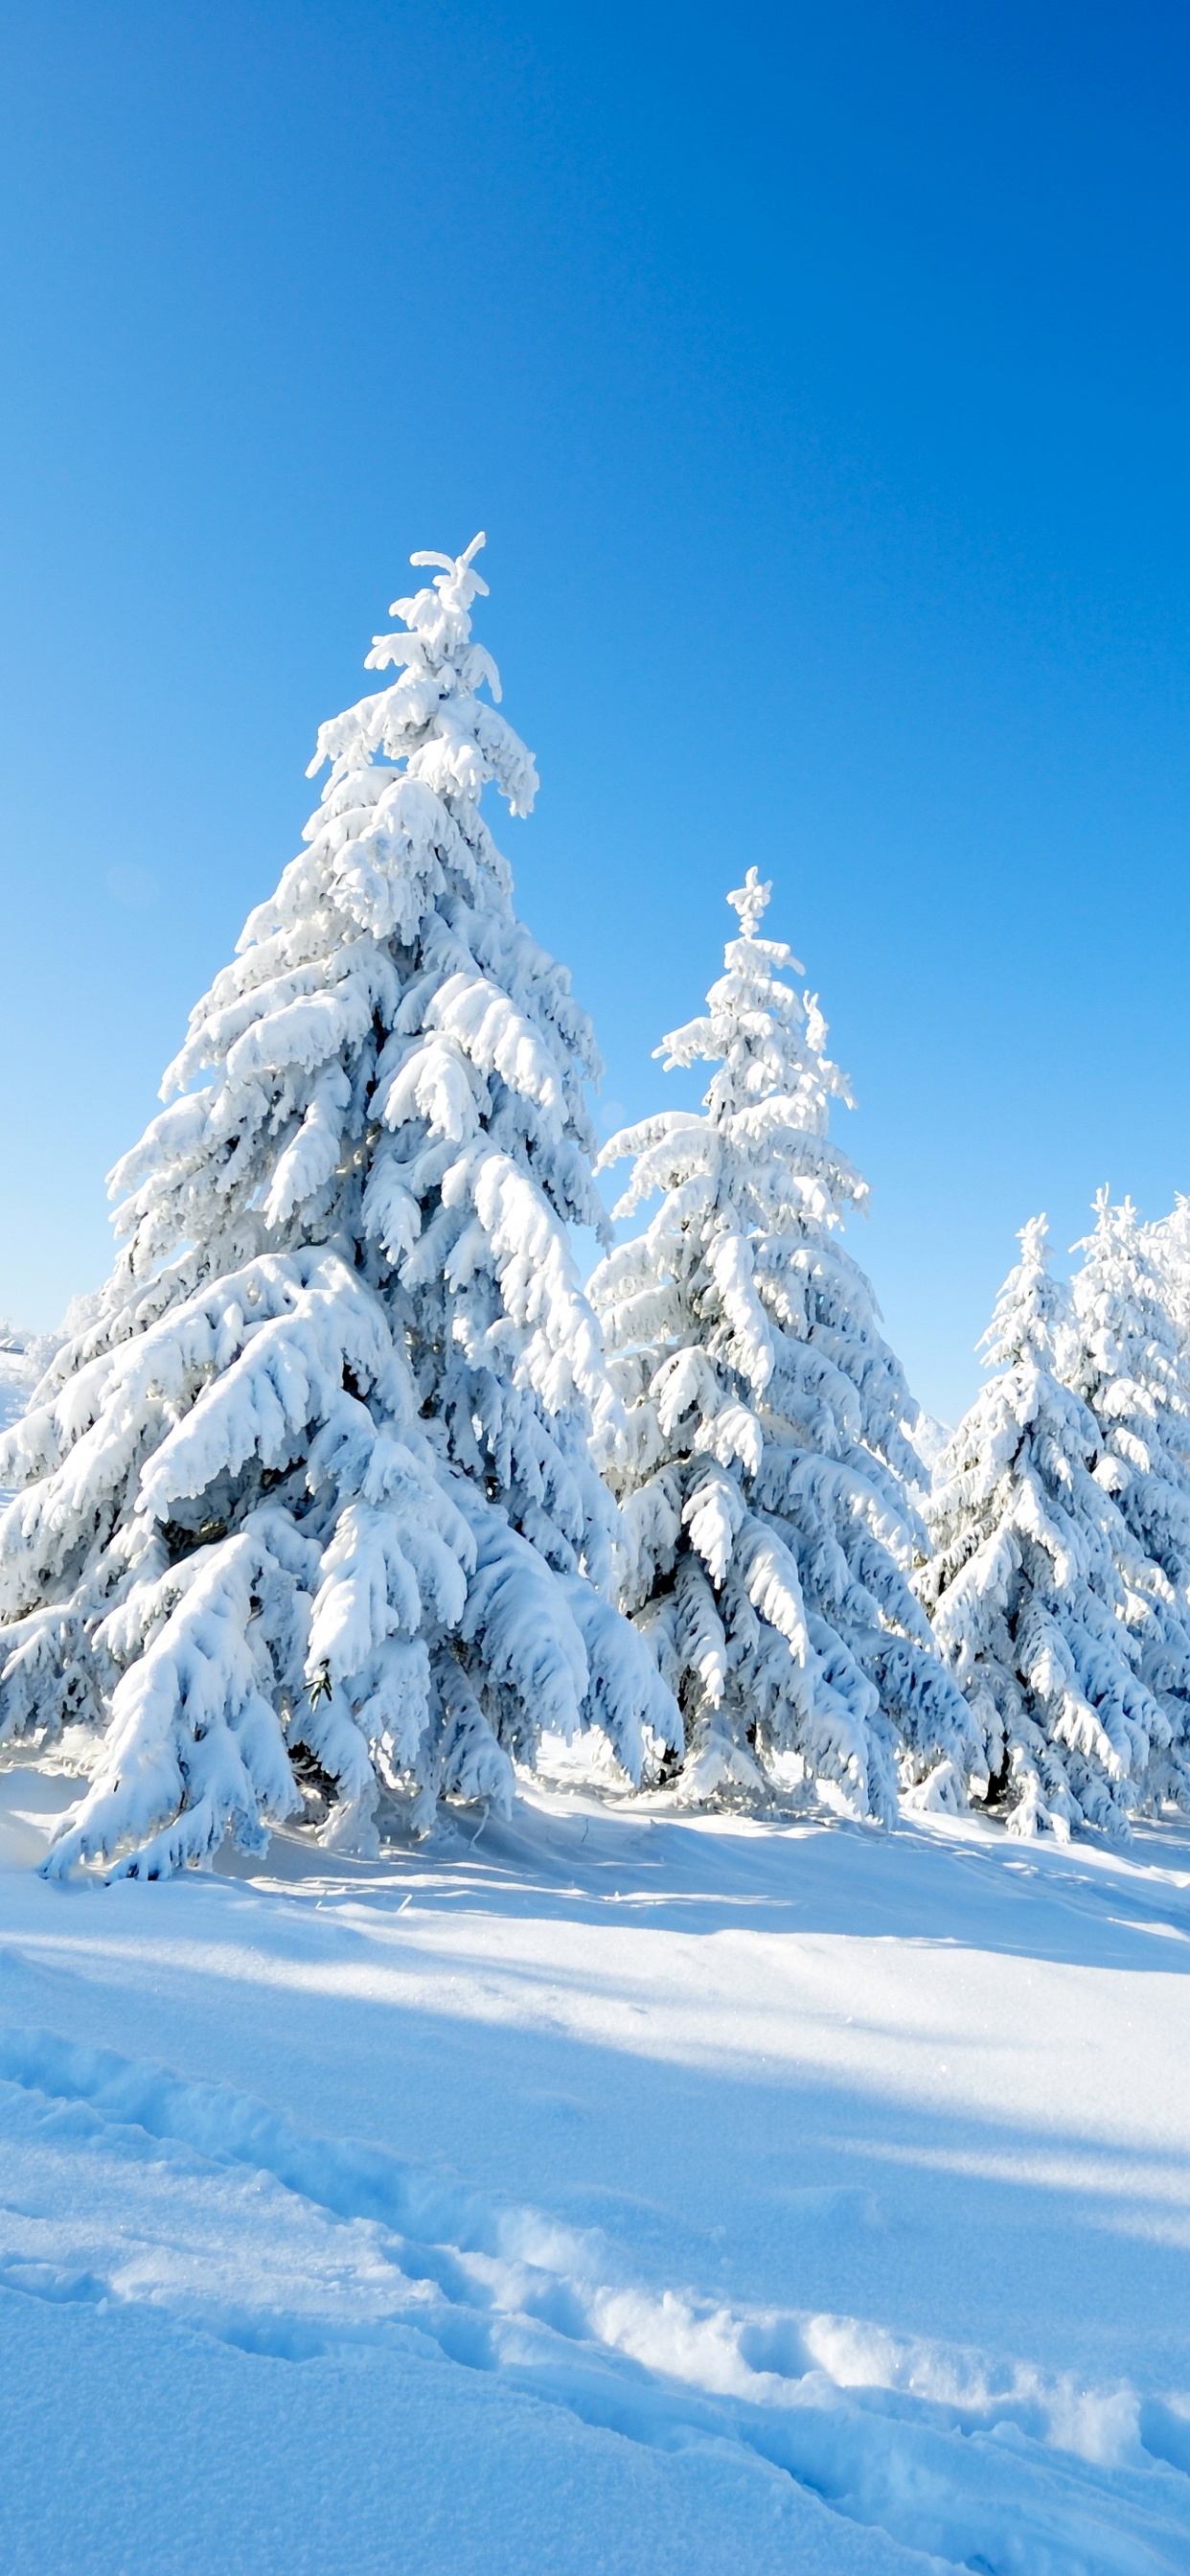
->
[2, 0, 1189, 1423]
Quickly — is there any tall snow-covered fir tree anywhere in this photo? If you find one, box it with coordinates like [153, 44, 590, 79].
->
[0, 536, 676, 1876]
[589, 870, 979, 1820]
[921, 1214, 1172, 1838]
[1064, 1190, 1190, 1808]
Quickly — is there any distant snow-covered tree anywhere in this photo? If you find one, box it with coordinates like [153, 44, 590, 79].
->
[0, 1326, 44, 1500]
[589, 869, 979, 1821]
[0, 536, 676, 1877]
[1146, 1192, 1190, 1356]
[921, 1214, 1170, 1840]
[1064, 1191, 1190, 1810]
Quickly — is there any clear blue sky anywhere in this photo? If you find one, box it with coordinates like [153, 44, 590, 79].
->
[2, 0, 1189, 1425]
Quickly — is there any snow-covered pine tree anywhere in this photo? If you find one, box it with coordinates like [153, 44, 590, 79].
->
[1147, 1192, 1190, 1357]
[589, 868, 979, 1821]
[921, 1213, 1169, 1839]
[1064, 1190, 1190, 1810]
[0, 536, 676, 1877]
[0, 1325, 43, 1493]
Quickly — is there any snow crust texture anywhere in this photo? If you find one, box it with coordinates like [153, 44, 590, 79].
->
[0, 541, 676, 1875]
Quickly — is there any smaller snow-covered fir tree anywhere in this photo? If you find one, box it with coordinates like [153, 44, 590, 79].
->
[921, 1215, 1169, 1839]
[590, 869, 978, 1820]
[1147, 1193, 1190, 1359]
[0, 538, 676, 1876]
[1064, 1191, 1190, 1808]
[0, 1325, 45, 1495]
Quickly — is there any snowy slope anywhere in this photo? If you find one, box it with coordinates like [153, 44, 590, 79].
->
[0, 1776, 1188, 2573]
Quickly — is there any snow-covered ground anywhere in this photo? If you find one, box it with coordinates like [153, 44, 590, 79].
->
[0, 1778, 1188, 2572]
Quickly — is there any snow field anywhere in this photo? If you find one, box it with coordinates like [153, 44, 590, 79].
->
[1, 1769, 1189, 2570]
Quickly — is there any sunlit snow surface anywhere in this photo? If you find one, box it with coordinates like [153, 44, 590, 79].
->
[1, 1777, 1189, 2572]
